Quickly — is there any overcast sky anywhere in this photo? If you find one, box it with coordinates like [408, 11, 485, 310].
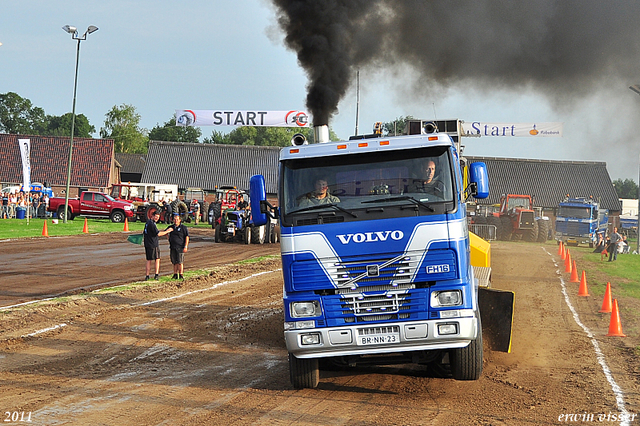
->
[2, 1, 640, 181]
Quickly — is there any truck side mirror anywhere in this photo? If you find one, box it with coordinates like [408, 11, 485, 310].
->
[468, 162, 489, 199]
[250, 175, 269, 226]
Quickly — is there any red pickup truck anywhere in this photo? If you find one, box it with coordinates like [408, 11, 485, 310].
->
[48, 191, 135, 223]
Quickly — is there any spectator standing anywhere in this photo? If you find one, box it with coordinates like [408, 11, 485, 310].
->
[191, 199, 200, 225]
[608, 227, 622, 262]
[167, 213, 189, 279]
[1, 192, 8, 219]
[31, 193, 40, 218]
[43, 193, 50, 218]
[8, 192, 17, 218]
[143, 210, 172, 281]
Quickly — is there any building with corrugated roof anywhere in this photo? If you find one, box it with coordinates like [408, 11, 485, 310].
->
[115, 153, 146, 183]
[141, 141, 280, 195]
[467, 156, 621, 212]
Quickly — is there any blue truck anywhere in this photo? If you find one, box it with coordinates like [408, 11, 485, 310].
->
[250, 121, 513, 388]
[555, 197, 608, 247]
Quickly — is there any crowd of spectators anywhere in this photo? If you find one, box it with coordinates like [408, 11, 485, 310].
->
[1, 190, 51, 219]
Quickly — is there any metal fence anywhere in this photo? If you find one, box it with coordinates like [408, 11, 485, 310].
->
[469, 224, 497, 241]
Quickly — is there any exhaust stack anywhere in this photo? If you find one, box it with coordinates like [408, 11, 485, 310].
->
[314, 125, 330, 144]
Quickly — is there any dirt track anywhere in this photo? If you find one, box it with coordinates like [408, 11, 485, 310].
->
[0, 238, 639, 425]
[0, 228, 279, 308]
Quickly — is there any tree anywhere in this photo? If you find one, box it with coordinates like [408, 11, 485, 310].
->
[148, 116, 201, 143]
[0, 92, 47, 135]
[100, 104, 148, 153]
[202, 125, 337, 146]
[612, 178, 638, 199]
[383, 116, 414, 136]
[44, 113, 95, 138]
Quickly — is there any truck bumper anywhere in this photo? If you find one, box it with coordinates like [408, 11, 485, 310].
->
[285, 316, 478, 359]
[556, 234, 591, 246]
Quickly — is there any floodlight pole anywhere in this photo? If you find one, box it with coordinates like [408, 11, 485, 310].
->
[62, 25, 98, 223]
[630, 86, 640, 253]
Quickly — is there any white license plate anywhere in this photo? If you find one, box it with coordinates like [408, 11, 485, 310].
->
[356, 332, 400, 346]
[227, 227, 234, 233]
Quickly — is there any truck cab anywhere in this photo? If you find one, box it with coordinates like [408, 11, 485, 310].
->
[251, 125, 495, 388]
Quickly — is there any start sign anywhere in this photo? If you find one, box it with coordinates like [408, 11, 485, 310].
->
[175, 109, 310, 128]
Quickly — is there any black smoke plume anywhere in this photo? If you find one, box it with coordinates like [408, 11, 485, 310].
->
[274, 0, 640, 125]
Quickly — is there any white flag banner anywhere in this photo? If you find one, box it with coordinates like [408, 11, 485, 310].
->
[18, 138, 31, 190]
[175, 109, 310, 128]
[464, 122, 563, 137]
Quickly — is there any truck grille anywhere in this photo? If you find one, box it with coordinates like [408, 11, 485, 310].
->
[342, 292, 406, 315]
[330, 253, 418, 290]
[334, 290, 419, 323]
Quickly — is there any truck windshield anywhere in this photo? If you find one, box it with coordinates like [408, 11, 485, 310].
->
[558, 206, 592, 219]
[280, 145, 456, 225]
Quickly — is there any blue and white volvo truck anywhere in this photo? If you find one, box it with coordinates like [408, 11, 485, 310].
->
[555, 196, 608, 247]
[250, 120, 512, 389]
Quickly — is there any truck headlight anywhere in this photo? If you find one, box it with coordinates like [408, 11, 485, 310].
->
[124, 205, 133, 210]
[290, 301, 321, 318]
[431, 290, 462, 307]
[437, 323, 458, 335]
[300, 333, 321, 345]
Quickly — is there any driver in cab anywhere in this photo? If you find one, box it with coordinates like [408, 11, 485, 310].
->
[407, 159, 444, 196]
[298, 178, 340, 207]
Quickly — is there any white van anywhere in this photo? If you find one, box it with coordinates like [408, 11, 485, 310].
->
[1, 185, 21, 194]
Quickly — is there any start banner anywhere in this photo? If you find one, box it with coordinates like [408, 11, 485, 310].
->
[175, 110, 310, 128]
[464, 122, 563, 137]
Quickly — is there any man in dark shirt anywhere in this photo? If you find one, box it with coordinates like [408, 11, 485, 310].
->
[168, 212, 189, 279]
[407, 159, 445, 197]
[236, 194, 249, 211]
[143, 210, 172, 280]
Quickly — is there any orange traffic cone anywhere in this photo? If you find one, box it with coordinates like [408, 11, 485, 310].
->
[599, 282, 613, 313]
[558, 241, 564, 256]
[123, 218, 129, 232]
[570, 260, 579, 282]
[606, 299, 626, 337]
[577, 271, 589, 296]
[83, 217, 89, 234]
[42, 220, 49, 237]
[565, 250, 572, 273]
[560, 243, 566, 260]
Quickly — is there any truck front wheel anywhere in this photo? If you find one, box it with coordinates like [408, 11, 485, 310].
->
[110, 210, 126, 223]
[450, 319, 483, 381]
[289, 353, 319, 389]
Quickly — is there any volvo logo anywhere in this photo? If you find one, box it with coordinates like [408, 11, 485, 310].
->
[336, 230, 404, 244]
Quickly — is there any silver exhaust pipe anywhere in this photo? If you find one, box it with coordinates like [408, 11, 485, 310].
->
[314, 125, 330, 143]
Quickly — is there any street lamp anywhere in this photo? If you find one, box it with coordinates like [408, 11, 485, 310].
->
[62, 25, 98, 223]
[627, 85, 640, 254]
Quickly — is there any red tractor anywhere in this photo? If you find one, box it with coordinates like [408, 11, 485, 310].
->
[487, 194, 548, 242]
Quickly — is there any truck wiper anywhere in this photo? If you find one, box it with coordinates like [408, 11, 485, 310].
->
[362, 196, 434, 212]
[291, 203, 358, 218]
